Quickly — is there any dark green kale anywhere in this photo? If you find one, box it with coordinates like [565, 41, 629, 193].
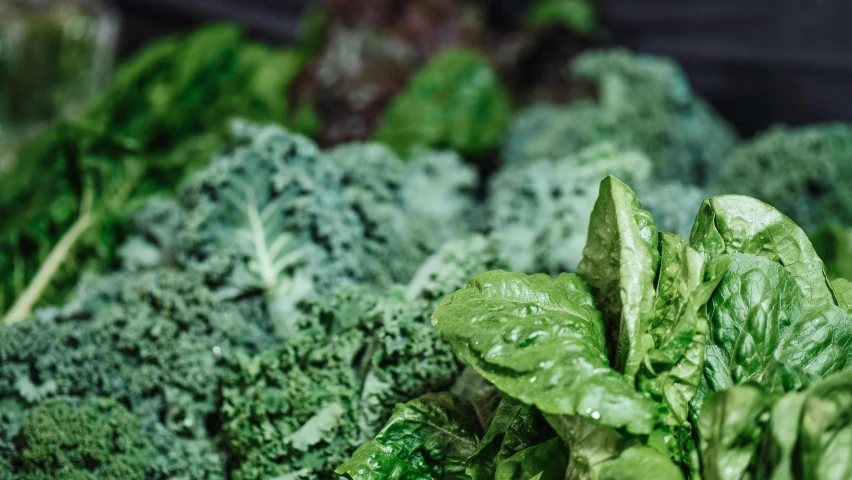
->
[716, 123, 852, 232]
[220, 285, 464, 480]
[501, 49, 738, 185]
[0, 269, 276, 479]
[488, 143, 652, 274]
[123, 122, 476, 335]
[0, 24, 316, 325]
[13, 398, 153, 479]
[372, 48, 512, 157]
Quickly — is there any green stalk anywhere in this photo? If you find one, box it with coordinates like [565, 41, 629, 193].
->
[2, 211, 95, 326]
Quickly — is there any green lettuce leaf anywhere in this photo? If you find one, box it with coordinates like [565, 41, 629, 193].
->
[697, 383, 777, 480]
[689, 195, 835, 307]
[638, 233, 726, 462]
[467, 397, 558, 479]
[830, 277, 852, 314]
[335, 392, 482, 480]
[577, 175, 660, 380]
[494, 437, 570, 480]
[432, 270, 657, 434]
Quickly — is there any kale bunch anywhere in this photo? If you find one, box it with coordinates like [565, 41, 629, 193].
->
[0, 269, 276, 479]
[488, 142, 704, 275]
[220, 285, 465, 480]
[339, 176, 852, 480]
[715, 123, 852, 232]
[121, 122, 476, 335]
[502, 49, 738, 185]
[12, 398, 153, 480]
[0, 24, 317, 325]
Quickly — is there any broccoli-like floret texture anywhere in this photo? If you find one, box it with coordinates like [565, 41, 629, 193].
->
[633, 181, 706, 238]
[502, 49, 738, 185]
[0, 269, 277, 479]
[489, 143, 652, 274]
[406, 235, 507, 316]
[122, 122, 476, 335]
[715, 123, 852, 232]
[220, 285, 463, 480]
[14, 398, 153, 479]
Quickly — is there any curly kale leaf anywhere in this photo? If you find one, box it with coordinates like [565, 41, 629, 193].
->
[716, 123, 852, 232]
[406, 235, 507, 316]
[0, 269, 276, 479]
[221, 285, 463, 480]
[489, 143, 652, 274]
[0, 24, 312, 325]
[14, 398, 153, 479]
[123, 124, 476, 335]
[373, 48, 511, 156]
[502, 50, 737, 185]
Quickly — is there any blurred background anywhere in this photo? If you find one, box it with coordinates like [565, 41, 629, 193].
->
[3, 0, 852, 151]
[3, 0, 852, 321]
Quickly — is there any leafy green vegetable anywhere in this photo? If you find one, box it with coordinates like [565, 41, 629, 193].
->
[525, 0, 597, 34]
[0, 269, 275, 479]
[697, 383, 776, 480]
[432, 269, 657, 434]
[373, 48, 511, 156]
[0, 24, 316, 325]
[578, 175, 659, 380]
[689, 195, 835, 307]
[221, 285, 463, 480]
[14, 398, 153, 479]
[335, 392, 482, 480]
[467, 397, 560, 479]
[502, 50, 738, 185]
[716, 123, 852, 232]
[489, 143, 652, 274]
[831, 278, 852, 313]
[637, 233, 724, 462]
[812, 225, 852, 281]
[697, 370, 852, 480]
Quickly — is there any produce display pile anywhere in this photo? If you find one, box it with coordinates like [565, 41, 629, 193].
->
[2, 1, 852, 479]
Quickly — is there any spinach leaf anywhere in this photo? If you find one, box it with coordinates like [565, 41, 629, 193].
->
[797, 370, 852, 479]
[689, 195, 835, 307]
[830, 278, 852, 314]
[702, 254, 852, 397]
[597, 446, 685, 480]
[493, 437, 570, 480]
[697, 384, 777, 480]
[467, 397, 558, 479]
[578, 175, 660, 380]
[697, 371, 852, 480]
[335, 392, 482, 480]
[432, 270, 657, 434]
[638, 233, 726, 462]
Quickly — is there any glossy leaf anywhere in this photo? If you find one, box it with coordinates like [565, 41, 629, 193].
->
[335, 392, 482, 480]
[578, 175, 660, 380]
[689, 195, 835, 307]
[432, 270, 657, 434]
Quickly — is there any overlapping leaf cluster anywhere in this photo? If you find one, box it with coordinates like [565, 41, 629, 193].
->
[339, 175, 852, 480]
[0, 23, 320, 325]
[0, 121, 499, 478]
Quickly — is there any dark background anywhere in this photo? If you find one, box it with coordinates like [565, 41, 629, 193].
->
[112, 0, 852, 137]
